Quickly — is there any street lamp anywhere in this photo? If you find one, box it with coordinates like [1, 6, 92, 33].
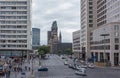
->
[100, 34, 109, 66]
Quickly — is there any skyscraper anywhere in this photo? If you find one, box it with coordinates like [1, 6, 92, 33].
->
[0, 0, 32, 57]
[32, 28, 40, 50]
[80, 0, 97, 60]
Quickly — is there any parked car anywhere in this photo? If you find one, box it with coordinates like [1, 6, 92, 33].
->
[68, 64, 76, 69]
[64, 61, 68, 65]
[75, 68, 86, 76]
[62, 57, 65, 59]
[38, 66, 48, 71]
[88, 63, 95, 69]
[80, 65, 88, 68]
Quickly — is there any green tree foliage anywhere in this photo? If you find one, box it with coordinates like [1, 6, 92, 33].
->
[58, 50, 62, 56]
[38, 45, 50, 58]
[64, 48, 73, 55]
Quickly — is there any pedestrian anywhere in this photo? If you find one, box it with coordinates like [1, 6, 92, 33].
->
[28, 67, 30, 71]
[25, 66, 27, 71]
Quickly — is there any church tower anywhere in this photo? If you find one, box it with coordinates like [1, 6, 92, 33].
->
[49, 21, 59, 54]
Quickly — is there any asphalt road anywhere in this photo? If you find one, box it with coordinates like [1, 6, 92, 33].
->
[34, 55, 120, 78]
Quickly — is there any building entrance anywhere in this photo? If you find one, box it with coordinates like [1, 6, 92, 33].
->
[114, 53, 119, 66]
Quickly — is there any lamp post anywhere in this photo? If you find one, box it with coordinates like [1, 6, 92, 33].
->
[100, 34, 109, 66]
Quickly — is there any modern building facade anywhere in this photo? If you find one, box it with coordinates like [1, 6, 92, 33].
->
[72, 30, 81, 59]
[80, 0, 97, 60]
[32, 28, 40, 50]
[90, 22, 120, 66]
[0, 0, 32, 57]
[97, 0, 120, 27]
[80, 0, 120, 66]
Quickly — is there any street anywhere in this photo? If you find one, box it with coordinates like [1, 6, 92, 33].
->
[35, 55, 80, 78]
[34, 55, 120, 78]
[1, 55, 120, 78]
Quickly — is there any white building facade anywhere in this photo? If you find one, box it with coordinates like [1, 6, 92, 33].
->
[72, 30, 81, 59]
[90, 22, 120, 66]
[80, 0, 97, 60]
[0, 0, 32, 57]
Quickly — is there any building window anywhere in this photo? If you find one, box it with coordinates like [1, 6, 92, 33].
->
[114, 32, 119, 37]
[114, 25, 119, 31]
[12, 7, 16, 9]
[115, 45, 119, 50]
[89, 20, 93, 23]
[89, 11, 93, 14]
[115, 38, 119, 43]
[89, 24, 93, 27]
[89, 15, 93, 18]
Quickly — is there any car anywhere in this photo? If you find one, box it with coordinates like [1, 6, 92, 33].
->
[80, 65, 88, 68]
[88, 63, 95, 69]
[75, 68, 87, 76]
[62, 57, 65, 59]
[68, 64, 76, 69]
[64, 61, 68, 65]
[38, 66, 48, 71]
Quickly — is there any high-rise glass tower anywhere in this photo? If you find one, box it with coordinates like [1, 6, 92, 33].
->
[32, 28, 40, 50]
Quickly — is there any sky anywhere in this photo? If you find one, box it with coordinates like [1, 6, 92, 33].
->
[32, 0, 80, 45]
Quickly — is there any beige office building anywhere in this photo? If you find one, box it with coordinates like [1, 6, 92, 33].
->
[80, 0, 97, 60]
[0, 0, 32, 57]
[72, 30, 81, 59]
[81, 0, 120, 66]
[91, 22, 120, 66]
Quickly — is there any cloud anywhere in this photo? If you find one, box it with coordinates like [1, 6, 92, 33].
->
[32, 0, 80, 45]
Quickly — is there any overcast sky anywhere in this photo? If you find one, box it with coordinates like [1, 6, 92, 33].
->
[32, 0, 80, 45]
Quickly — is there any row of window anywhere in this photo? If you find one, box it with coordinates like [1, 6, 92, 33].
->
[0, 11, 27, 14]
[0, 30, 27, 33]
[90, 45, 110, 50]
[0, 45, 27, 48]
[90, 38, 119, 45]
[0, 1, 27, 5]
[90, 44, 119, 50]
[0, 6, 27, 10]
[0, 35, 27, 38]
[0, 16, 27, 19]
[0, 21, 27, 24]
[0, 40, 27, 43]
[97, 0, 106, 9]
[0, 25, 27, 28]
[97, 20, 106, 27]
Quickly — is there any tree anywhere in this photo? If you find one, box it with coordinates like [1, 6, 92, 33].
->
[38, 45, 50, 58]
[58, 50, 62, 56]
[64, 48, 73, 55]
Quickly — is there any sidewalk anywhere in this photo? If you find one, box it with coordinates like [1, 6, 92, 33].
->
[10, 58, 39, 78]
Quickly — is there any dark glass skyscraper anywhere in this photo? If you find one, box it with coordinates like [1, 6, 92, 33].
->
[32, 28, 40, 49]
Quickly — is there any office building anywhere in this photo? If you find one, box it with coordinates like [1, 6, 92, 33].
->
[90, 22, 120, 66]
[72, 30, 81, 59]
[32, 28, 40, 50]
[80, 0, 120, 66]
[80, 0, 97, 60]
[0, 0, 32, 57]
[89, 0, 120, 66]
